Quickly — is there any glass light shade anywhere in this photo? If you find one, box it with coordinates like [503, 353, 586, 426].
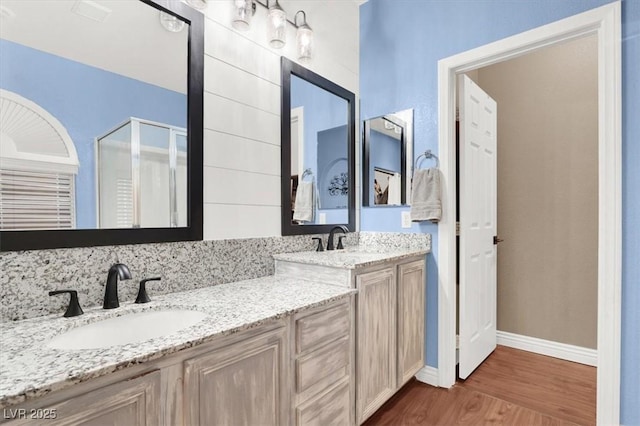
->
[268, 6, 286, 49]
[183, 0, 207, 10]
[296, 25, 313, 63]
[160, 11, 185, 33]
[232, 0, 253, 31]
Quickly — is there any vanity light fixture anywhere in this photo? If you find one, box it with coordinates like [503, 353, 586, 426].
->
[232, 0, 255, 30]
[267, 0, 286, 49]
[231, 0, 314, 61]
[159, 10, 185, 32]
[294, 10, 313, 63]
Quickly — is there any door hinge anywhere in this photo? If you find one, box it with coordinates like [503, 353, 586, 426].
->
[456, 222, 460, 236]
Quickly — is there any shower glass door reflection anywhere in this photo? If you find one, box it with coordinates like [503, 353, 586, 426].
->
[97, 118, 187, 229]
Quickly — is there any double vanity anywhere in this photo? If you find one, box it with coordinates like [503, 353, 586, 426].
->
[0, 242, 427, 425]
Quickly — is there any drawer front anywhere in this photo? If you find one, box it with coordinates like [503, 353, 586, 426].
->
[296, 379, 350, 426]
[296, 302, 349, 354]
[296, 337, 349, 393]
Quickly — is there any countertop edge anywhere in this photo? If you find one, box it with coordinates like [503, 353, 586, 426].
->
[272, 249, 429, 270]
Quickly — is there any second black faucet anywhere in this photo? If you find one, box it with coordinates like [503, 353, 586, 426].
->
[327, 225, 349, 251]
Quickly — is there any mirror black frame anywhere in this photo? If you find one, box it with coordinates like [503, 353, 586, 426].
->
[280, 57, 356, 236]
[0, 0, 204, 252]
[362, 115, 407, 206]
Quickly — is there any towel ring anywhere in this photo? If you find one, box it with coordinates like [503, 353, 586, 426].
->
[301, 168, 313, 180]
[415, 150, 440, 169]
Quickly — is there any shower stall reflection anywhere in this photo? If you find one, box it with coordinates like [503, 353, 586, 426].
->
[97, 118, 187, 229]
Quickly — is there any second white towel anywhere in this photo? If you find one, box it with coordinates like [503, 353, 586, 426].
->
[293, 181, 314, 223]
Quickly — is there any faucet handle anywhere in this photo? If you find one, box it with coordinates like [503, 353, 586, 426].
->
[135, 277, 161, 304]
[312, 237, 324, 252]
[49, 290, 84, 317]
[337, 236, 346, 250]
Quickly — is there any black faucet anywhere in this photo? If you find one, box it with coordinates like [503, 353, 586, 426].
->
[327, 225, 349, 251]
[104, 263, 132, 309]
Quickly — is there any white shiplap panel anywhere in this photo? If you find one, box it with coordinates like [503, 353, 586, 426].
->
[204, 130, 280, 175]
[204, 56, 280, 115]
[204, 18, 281, 85]
[203, 203, 281, 240]
[204, 167, 280, 206]
[204, 92, 280, 144]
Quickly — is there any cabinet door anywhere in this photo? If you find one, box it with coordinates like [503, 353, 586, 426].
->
[356, 267, 396, 424]
[10, 370, 161, 426]
[397, 260, 426, 385]
[183, 326, 288, 426]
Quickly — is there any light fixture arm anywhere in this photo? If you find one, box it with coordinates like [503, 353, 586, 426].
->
[255, 0, 307, 28]
[294, 10, 310, 29]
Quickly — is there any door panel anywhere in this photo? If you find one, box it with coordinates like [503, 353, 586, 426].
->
[459, 74, 498, 379]
[356, 267, 396, 424]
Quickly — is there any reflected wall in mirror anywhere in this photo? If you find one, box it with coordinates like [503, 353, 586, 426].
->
[0, 0, 204, 251]
[362, 109, 414, 207]
[281, 58, 355, 236]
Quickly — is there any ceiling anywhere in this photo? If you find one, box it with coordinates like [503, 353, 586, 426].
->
[0, 0, 187, 94]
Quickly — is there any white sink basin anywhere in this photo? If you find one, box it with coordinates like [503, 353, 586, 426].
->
[48, 310, 207, 350]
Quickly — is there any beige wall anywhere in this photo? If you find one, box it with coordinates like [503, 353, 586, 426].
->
[476, 35, 598, 349]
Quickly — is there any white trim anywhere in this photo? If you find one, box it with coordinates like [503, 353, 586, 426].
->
[436, 3, 621, 425]
[290, 106, 304, 177]
[0, 157, 78, 174]
[415, 366, 439, 387]
[496, 331, 597, 367]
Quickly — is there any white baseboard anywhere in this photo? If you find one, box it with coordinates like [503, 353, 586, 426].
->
[496, 330, 597, 367]
[415, 365, 439, 387]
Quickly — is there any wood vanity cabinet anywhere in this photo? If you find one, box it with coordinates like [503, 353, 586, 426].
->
[2, 297, 354, 426]
[355, 257, 425, 424]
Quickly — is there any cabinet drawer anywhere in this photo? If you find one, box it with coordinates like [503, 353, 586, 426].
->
[296, 337, 349, 393]
[296, 302, 349, 354]
[296, 379, 350, 426]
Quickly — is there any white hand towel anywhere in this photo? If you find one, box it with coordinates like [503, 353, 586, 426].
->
[387, 173, 402, 205]
[411, 168, 442, 222]
[293, 181, 314, 223]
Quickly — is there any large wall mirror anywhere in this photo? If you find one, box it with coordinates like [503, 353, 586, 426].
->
[281, 57, 355, 235]
[0, 0, 203, 251]
[362, 109, 414, 207]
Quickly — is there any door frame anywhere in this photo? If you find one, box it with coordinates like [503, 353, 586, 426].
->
[436, 3, 621, 424]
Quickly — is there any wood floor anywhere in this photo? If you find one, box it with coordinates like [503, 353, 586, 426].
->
[364, 346, 596, 426]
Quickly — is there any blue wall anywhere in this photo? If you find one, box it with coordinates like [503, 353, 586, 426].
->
[0, 40, 187, 228]
[360, 0, 639, 423]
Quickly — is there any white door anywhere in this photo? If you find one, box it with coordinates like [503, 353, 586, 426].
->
[458, 75, 498, 379]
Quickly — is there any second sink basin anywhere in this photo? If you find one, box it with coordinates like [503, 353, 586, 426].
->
[48, 310, 207, 350]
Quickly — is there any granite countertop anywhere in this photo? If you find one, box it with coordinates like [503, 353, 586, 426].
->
[0, 276, 355, 408]
[272, 246, 429, 269]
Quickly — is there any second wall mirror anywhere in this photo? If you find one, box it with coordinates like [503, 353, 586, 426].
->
[280, 57, 356, 235]
[363, 109, 414, 207]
